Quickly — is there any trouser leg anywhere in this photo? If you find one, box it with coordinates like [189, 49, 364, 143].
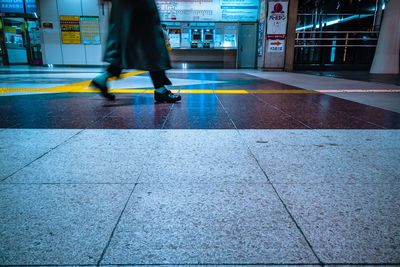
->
[149, 70, 172, 89]
[106, 64, 123, 77]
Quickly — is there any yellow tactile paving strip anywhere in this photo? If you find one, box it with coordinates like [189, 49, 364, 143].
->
[0, 88, 319, 94]
[0, 70, 319, 95]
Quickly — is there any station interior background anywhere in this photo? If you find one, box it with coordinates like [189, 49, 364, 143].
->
[0, 0, 394, 73]
[0, 1, 399, 266]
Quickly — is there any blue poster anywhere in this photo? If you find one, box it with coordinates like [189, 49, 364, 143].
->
[0, 0, 25, 13]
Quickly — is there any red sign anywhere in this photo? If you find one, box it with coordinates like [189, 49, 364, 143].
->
[270, 41, 282, 46]
[267, 34, 286, 40]
[43, 22, 53, 29]
[274, 3, 283, 13]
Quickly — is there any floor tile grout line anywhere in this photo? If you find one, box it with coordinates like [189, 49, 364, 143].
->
[161, 103, 175, 129]
[0, 108, 116, 183]
[234, 130, 324, 266]
[215, 92, 321, 263]
[214, 92, 238, 129]
[0, 129, 87, 183]
[96, 128, 163, 265]
[95, 183, 138, 266]
[250, 93, 313, 129]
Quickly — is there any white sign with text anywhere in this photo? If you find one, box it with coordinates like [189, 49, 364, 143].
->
[267, 39, 285, 52]
[266, 1, 288, 37]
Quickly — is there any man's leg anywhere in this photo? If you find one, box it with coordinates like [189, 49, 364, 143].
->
[107, 64, 123, 77]
[150, 70, 181, 103]
[92, 64, 122, 101]
[92, 0, 122, 101]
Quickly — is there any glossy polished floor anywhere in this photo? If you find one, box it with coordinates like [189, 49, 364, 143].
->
[0, 66, 399, 266]
[1, 67, 400, 129]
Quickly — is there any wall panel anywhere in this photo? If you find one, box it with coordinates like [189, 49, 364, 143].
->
[85, 45, 103, 65]
[39, 0, 63, 64]
[39, 0, 106, 65]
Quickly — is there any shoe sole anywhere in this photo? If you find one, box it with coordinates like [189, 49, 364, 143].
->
[91, 80, 115, 101]
[155, 95, 181, 103]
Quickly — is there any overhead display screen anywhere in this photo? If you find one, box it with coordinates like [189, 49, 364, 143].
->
[156, 0, 259, 22]
[24, 0, 36, 13]
[0, 0, 37, 13]
[0, 0, 24, 13]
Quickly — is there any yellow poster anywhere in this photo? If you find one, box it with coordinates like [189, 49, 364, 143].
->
[60, 16, 81, 44]
[4, 27, 17, 33]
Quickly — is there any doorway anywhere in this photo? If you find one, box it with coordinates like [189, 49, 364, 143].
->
[238, 23, 257, 68]
[0, 17, 42, 65]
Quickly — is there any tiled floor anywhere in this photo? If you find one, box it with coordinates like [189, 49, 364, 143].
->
[298, 70, 400, 86]
[0, 66, 399, 266]
[0, 67, 399, 129]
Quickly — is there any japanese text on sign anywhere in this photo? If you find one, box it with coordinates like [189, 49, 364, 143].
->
[80, 16, 100, 44]
[267, 39, 285, 52]
[60, 16, 81, 44]
[0, 0, 24, 13]
[267, 1, 288, 38]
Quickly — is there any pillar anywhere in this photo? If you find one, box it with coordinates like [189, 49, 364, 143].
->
[370, 0, 400, 74]
[262, 0, 289, 70]
[373, 0, 383, 31]
[284, 0, 298, 71]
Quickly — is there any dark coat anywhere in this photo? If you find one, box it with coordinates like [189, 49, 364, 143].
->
[103, 0, 171, 71]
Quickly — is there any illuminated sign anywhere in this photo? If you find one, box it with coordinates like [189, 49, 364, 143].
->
[24, 0, 36, 13]
[43, 22, 53, 29]
[0, 0, 37, 13]
[156, 0, 259, 22]
[0, 0, 24, 13]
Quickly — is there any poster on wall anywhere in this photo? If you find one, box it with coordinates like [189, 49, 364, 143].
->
[168, 29, 181, 48]
[80, 16, 100, 44]
[259, 0, 265, 20]
[60, 16, 81, 44]
[266, 1, 288, 39]
[257, 20, 264, 56]
[156, 0, 259, 22]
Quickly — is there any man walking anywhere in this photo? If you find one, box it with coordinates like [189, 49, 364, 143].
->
[92, 0, 181, 103]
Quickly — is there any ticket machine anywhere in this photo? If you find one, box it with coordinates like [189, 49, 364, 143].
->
[203, 29, 214, 48]
[190, 29, 202, 48]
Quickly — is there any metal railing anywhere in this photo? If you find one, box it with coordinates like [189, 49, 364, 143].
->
[295, 31, 379, 48]
[294, 31, 379, 67]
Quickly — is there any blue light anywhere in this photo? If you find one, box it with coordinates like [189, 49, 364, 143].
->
[330, 41, 336, 62]
[296, 14, 373, 31]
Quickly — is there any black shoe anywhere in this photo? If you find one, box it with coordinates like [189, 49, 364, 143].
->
[91, 75, 115, 101]
[154, 89, 181, 103]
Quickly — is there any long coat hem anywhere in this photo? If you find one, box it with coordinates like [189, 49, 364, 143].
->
[103, 0, 171, 72]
